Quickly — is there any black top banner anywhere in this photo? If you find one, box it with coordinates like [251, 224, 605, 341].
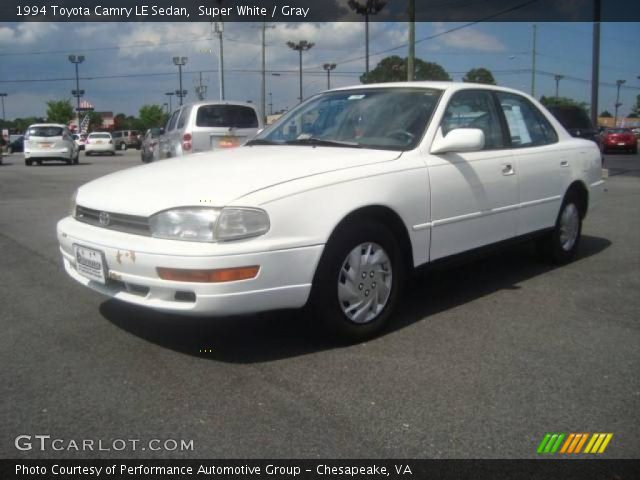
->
[1, 0, 639, 23]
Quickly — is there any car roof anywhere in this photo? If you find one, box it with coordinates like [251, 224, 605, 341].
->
[329, 81, 532, 97]
[28, 123, 67, 128]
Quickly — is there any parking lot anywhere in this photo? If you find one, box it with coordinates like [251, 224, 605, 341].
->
[1, 148, 638, 459]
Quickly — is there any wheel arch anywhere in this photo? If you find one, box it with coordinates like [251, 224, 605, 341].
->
[565, 180, 589, 219]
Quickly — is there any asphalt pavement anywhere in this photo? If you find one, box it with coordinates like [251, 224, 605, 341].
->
[1, 148, 638, 459]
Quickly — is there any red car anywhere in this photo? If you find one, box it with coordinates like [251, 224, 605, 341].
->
[601, 128, 638, 154]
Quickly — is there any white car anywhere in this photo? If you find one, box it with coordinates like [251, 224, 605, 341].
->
[24, 123, 78, 166]
[85, 132, 116, 156]
[57, 82, 604, 340]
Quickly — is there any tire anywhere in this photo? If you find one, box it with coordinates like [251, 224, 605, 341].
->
[537, 192, 583, 265]
[25, 159, 32, 166]
[310, 221, 405, 342]
[66, 158, 73, 165]
[120, 142, 127, 151]
[632, 145, 638, 155]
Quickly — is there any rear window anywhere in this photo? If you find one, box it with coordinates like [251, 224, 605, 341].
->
[548, 106, 593, 130]
[129, 131, 139, 137]
[606, 128, 632, 134]
[196, 105, 259, 128]
[89, 133, 111, 139]
[27, 126, 63, 137]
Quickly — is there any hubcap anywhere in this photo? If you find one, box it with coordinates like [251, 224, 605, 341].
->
[337, 242, 392, 324]
[559, 203, 579, 251]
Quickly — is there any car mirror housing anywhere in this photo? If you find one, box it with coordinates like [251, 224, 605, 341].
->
[431, 128, 485, 154]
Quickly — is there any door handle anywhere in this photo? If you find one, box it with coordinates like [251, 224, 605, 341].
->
[560, 160, 569, 167]
[502, 164, 515, 176]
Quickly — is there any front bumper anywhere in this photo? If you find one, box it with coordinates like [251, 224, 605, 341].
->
[57, 216, 323, 316]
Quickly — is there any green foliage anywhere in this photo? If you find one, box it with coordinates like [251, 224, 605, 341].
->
[599, 110, 612, 118]
[138, 104, 166, 131]
[462, 67, 496, 85]
[46, 99, 74, 124]
[630, 94, 640, 116]
[540, 95, 588, 113]
[360, 55, 451, 84]
[85, 112, 104, 132]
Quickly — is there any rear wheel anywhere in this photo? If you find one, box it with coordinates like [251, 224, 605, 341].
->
[25, 159, 32, 166]
[310, 221, 405, 342]
[537, 192, 583, 264]
[120, 142, 127, 151]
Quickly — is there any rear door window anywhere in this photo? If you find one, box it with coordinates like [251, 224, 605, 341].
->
[196, 105, 259, 128]
[496, 92, 558, 147]
[166, 111, 180, 131]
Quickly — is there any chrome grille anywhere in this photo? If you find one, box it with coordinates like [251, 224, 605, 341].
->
[75, 205, 150, 236]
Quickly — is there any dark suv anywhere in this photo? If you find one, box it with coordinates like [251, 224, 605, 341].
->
[547, 105, 599, 145]
[111, 130, 141, 150]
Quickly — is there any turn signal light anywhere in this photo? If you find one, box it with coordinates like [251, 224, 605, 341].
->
[157, 266, 260, 283]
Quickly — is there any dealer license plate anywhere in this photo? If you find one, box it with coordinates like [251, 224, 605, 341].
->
[73, 244, 107, 284]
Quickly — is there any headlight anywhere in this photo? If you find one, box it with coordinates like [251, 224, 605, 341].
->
[215, 207, 270, 241]
[70, 190, 77, 217]
[149, 208, 221, 242]
[149, 207, 270, 243]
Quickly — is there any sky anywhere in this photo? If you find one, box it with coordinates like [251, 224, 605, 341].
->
[0, 20, 638, 120]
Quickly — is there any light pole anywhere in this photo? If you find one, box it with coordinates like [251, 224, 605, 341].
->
[287, 41, 314, 103]
[213, 21, 225, 100]
[348, 1, 386, 75]
[68, 54, 85, 132]
[165, 92, 174, 112]
[268, 73, 280, 116]
[323, 63, 336, 89]
[554, 74, 564, 98]
[172, 57, 188, 106]
[0, 93, 7, 123]
[163, 102, 169, 114]
[614, 79, 625, 127]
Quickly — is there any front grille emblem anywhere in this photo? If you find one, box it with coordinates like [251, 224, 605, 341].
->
[99, 211, 111, 226]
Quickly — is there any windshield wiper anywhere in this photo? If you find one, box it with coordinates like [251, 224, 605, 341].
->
[284, 137, 362, 148]
[245, 138, 279, 146]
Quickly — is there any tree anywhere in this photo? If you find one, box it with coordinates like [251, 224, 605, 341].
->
[462, 67, 496, 85]
[138, 105, 165, 130]
[539, 95, 588, 111]
[599, 110, 612, 118]
[114, 113, 127, 129]
[46, 99, 74, 124]
[360, 55, 451, 84]
[85, 112, 104, 132]
[630, 94, 640, 116]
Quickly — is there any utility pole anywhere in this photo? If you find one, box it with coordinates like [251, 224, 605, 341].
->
[213, 21, 225, 100]
[165, 92, 174, 112]
[554, 74, 564, 98]
[590, 0, 601, 128]
[68, 55, 85, 133]
[287, 40, 314, 103]
[0, 93, 7, 123]
[407, 0, 415, 81]
[260, 22, 275, 124]
[614, 79, 625, 127]
[531, 24, 537, 97]
[323, 63, 336, 89]
[195, 72, 208, 101]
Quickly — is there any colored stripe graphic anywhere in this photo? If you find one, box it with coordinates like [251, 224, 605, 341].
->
[539, 433, 613, 454]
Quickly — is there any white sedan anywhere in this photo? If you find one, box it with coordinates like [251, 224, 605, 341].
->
[57, 82, 604, 340]
[85, 132, 115, 156]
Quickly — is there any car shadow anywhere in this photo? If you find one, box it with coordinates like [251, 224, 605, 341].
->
[100, 235, 611, 364]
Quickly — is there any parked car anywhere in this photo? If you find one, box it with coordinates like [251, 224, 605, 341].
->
[158, 101, 262, 159]
[72, 133, 87, 150]
[57, 82, 603, 341]
[8, 135, 24, 153]
[601, 128, 638, 154]
[24, 124, 79, 166]
[85, 132, 116, 156]
[546, 105, 600, 145]
[140, 127, 163, 163]
[112, 130, 141, 150]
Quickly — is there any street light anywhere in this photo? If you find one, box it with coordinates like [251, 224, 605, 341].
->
[554, 74, 564, 98]
[268, 73, 281, 116]
[0, 93, 7, 123]
[348, 0, 386, 75]
[68, 54, 85, 132]
[323, 63, 337, 89]
[163, 102, 169, 114]
[165, 92, 175, 112]
[172, 56, 188, 106]
[614, 79, 625, 127]
[287, 40, 314, 103]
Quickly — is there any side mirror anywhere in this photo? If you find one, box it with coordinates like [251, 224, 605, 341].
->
[431, 128, 485, 154]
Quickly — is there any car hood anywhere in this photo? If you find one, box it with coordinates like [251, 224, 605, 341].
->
[77, 146, 401, 216]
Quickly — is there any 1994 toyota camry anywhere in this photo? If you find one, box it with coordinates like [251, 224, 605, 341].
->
[57, 82, 604, 340]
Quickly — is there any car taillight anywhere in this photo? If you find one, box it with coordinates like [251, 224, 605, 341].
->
[182, 133, 192, 151]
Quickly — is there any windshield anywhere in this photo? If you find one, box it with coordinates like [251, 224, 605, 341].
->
[255, 88, 442, 150]
[27, 126, 63, 137]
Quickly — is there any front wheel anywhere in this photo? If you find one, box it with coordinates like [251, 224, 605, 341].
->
[310, 221, 405, 342]
[537, 193, 583, 264]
